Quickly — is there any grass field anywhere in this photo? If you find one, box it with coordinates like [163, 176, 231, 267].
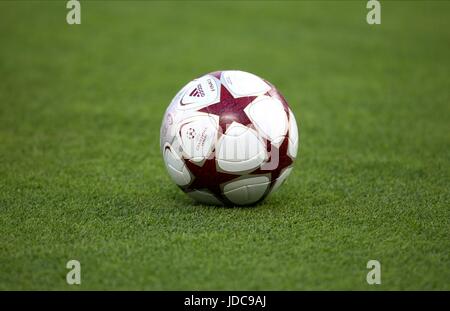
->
[0, 0, 449, 290]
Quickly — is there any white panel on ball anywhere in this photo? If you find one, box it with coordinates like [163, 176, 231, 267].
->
[221, 70, 271, 97]
[176, 114, 219, 164]
[244, 96, 288, 147]
[216, 122, 267, 173]
[163, 144, 191, 186]
[186, 190, 223, 205]
[223, 175, 270, 205]
[160, 109, 184, 147]
[287, 109, 299, 159]
[179, 75, 221, 110]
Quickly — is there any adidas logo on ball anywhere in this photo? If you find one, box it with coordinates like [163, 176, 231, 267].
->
[189, 84, 205, 97]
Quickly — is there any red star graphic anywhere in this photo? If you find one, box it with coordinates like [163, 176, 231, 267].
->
[250, 135, 294, 189]
[182, 158, 239, 204]
[199, 85, 257, 134]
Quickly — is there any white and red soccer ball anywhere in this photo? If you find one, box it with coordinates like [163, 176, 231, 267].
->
[160, 70, 299, 206]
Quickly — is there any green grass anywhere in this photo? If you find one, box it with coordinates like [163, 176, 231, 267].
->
[0, 0, 449, 290]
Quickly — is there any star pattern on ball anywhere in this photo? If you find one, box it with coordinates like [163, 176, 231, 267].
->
[183, 158, 238, 204]
[199, 85, 257, 134]
[250, 135, 294, 188]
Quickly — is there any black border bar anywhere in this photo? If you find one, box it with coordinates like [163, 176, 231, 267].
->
[1, 291, 449, 310]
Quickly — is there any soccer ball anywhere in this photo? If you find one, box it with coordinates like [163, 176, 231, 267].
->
[160, 70, 299, 206]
